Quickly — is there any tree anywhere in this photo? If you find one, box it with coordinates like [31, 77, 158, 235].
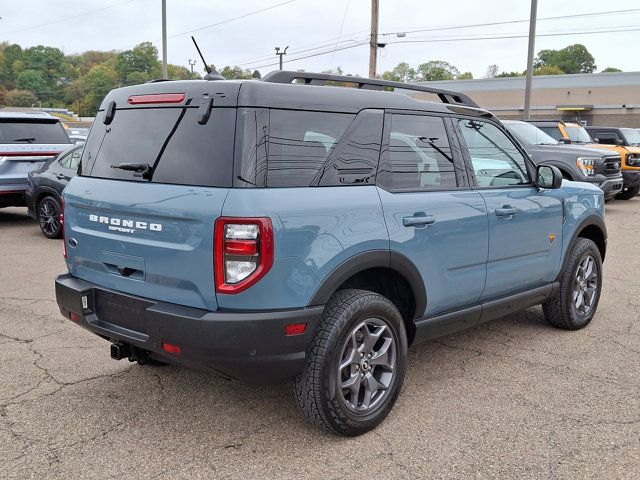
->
[416, 60, 459, 81]
[220, 66, 254, 79]
[533, 65, 564, 76]
[457, 71, 473, 80]
[167, 64, 191, 80]
[81, 64, 118, 115]
[15, 69, 48, 95]
[5, 89, 37, 107]
[22, 45, 67, 85]
[251, 70, 262, 79]
[116, 42, 161, 85]
[0, 43, 23, 83]
[486, 64, 499, 78]
[601, 67, 622, 73]
[496, 71, 524, 78]
[380, 62, 416, 83]
[534, 44, 596, 74]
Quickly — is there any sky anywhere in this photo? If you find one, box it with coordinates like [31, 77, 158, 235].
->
[1, 0, 640, 78]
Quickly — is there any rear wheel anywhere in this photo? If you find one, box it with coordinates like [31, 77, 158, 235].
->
[294, 289, 408, 436]
[615, 185, 640, 200]
[37, 195, 62, 239]
[543, 238, 602, 330]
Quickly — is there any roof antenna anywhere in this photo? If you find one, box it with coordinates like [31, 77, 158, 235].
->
[191, 36, 225, 80]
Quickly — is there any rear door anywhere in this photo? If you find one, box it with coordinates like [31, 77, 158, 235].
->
[64, 96, 237, 311]
[455, 117, 564, 299]
[377, 112, 488, 318]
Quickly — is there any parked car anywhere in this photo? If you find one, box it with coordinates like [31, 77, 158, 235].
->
[0, 111, 72, 208]
[55, 71, 607, 436]
[527, 120, 640, 200]
[503, 120, 623, 200]
[26, 144, 82, 238]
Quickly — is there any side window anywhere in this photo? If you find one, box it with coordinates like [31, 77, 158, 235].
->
[457, 119, 531, 187]
[379, 114, 457, 191]
[68, 147, 83, 171]
[540, 126, 562, 141]
[58, 150, 72, 168]
[267, 110, 354, 187]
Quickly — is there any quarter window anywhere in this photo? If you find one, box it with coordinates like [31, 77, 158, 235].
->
[380, 114, 457, 191]
[267, 110, 354, 187]
[458, 119, 530, 187]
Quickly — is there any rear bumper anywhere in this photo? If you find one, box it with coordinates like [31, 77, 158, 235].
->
[0, 189, 26, 208]
[55, 273, 323, 384]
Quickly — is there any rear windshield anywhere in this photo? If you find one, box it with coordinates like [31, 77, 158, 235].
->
[82, 107, 235, 187]
[0, 119, 70, 144]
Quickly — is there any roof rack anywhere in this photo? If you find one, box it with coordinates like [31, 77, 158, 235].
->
[261, 70, 479, 108]
[526, 119, 567, 125]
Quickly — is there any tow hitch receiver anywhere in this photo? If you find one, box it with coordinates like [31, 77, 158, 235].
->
[110, 343, 152, 364]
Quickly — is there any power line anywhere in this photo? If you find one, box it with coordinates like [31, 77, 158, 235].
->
[167, 0, 296, 39]
[0, 0, 138, 35]
[330, 0, 352, 70]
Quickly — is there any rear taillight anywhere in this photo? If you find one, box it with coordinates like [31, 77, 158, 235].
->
[61, 197, 66, 259]
[214, 217, 274, 294]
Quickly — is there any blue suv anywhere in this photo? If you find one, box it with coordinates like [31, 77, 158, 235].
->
[55, 71, 606, 436]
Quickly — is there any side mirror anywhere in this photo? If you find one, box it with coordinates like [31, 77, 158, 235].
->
[536, 165, 563, 189]
[561, 138, 572, 144]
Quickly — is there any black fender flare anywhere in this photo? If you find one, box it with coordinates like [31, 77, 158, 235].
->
[307, 250, 427, 319]
[557, 215, 607, 280]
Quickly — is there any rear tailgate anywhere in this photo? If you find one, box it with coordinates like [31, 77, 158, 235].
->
[64, 177, 228, 310]
[63, 81, 240, 311]
[0, 144, 69, 192]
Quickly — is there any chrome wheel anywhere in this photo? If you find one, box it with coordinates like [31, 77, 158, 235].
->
[573, 254, 598, 316]
[338, 318, 396, 413]
[38, 197, 60, 237]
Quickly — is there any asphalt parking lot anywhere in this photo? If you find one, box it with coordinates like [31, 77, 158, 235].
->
[1, 202, 639, 480]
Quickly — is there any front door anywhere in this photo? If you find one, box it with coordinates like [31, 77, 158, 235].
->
[455, 118, 564, 299]
[377, 113, 488, 317]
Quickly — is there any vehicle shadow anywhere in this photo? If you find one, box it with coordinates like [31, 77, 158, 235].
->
[0, 207, 32, 224]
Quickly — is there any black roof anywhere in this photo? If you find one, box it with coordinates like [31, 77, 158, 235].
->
[98, 71, 493, 118]
[584, 126, 621, 131]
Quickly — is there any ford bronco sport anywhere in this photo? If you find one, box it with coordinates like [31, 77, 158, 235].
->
[55, 71, 607, 436]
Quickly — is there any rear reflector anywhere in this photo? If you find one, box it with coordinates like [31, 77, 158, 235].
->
[127, 93, 186, 105]
[61, 197, 66, 259]
[285, 323, 306, 336]
[161, 342, 181, 355]
[69, 312, 80, 322]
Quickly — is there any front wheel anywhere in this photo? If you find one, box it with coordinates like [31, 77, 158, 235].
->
[294, 289, 408, 436]
[37, 195, 63, 239]
[543, 238, 602, 330]
[615, 185, 640, 200]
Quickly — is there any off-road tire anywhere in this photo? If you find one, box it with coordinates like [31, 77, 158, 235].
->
[615, 185, 640, 200]
[543, 238, 602, 330]
[294, 289, 408, 436]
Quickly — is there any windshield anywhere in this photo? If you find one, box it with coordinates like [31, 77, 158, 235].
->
[565, 124, 593, 144]
[0, 119, 70, 144]
[621, 128, 640, 146]
[505, 122, 558, 145]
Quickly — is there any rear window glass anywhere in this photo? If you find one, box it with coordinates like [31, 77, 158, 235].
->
[266, 110, 354, 187]
[83, 107, 235, 188]
[0, 120, 70, 144]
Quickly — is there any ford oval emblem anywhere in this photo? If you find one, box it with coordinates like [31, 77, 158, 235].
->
[68, 238, 78, 248]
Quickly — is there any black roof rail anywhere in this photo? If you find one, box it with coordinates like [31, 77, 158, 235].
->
[261, 70, 479, 108]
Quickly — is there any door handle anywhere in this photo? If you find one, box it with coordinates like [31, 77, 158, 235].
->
[403, 214, 436, 227]
[56, 173, 66, 180]
[495, 206, 518, 217]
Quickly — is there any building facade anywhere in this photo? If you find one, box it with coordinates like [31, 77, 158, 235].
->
[412, 72, 640, 127]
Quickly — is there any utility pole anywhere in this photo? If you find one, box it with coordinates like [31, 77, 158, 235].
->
[369, 0, 379, 78]
[188, 59, 197, 78]
[523, 0, 538, 120]
[275, 46, 289, 70]
[161, 0, 168, 79]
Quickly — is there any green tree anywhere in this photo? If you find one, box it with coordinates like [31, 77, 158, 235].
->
[167, 64, 191, 80]
[533, 65, 564, 76]
[380, 62, 416, 82]
[15, 69, 48, 95]
[22, 45, 67, 85]
[534, 44, 595, 74]
[0, 43, 23, 83]
[82, 64, 118, 115]
[220, 66, 254, 79]
[496, 71, 524, 77]
[486, 64, 499, 78]
[116, 42, 160, 85]
[601, 67, 622, 73]
[416, 60, 459, 81]
[5, 89, 37, 107]
[457, 71, 473, 80]
[251, 70, 262, 79]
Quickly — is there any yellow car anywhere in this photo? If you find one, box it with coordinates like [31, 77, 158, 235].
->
[528, 120, 640, 200]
